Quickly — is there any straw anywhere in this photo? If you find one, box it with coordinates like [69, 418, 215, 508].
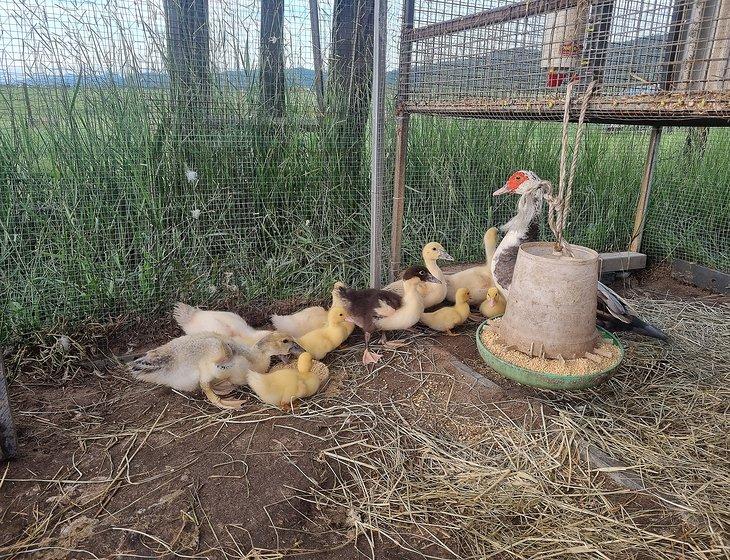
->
[1, 296, 728, 558]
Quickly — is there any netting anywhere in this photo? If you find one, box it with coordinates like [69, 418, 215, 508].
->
[400, 0, 730, 123]
[0, 0, 396, 341]
[393, 118, 729, 274]
[391, 0, 729, 276]
[0, 0, 728, 345]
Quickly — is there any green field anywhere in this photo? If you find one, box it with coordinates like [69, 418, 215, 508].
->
[1, 84, 728, 342]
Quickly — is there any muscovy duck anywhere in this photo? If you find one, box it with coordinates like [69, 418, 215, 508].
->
[337, 266, 441, 364]
[491, 170, 668, 340]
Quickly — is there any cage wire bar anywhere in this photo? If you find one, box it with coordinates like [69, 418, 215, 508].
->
[370, 0, 388, 288]
[389, 0, 730, 277]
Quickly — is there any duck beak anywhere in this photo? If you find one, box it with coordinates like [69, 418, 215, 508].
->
[493, 184, 510, 196]
[289, 342, 304, 356]
[425, 272, 441, 284]
[438, 249, 454, 261]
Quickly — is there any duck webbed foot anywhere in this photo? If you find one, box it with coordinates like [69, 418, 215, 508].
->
[363, 332, 383, 364]
[362, 349, 383, 365]
[212, 381, 235, 396]
[202, 382, 245, 410]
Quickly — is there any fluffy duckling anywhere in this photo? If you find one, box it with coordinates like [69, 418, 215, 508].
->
[173, 302, 272, 345]
[296, 306, 352, 359]
[247, 352, 329, 409]
[337, 266, 440, 364]
[129, 332, 301, 410]
[445, 228, 499, 305]
[385, 242, 453, 308]
[479, 287, 506, 318]
[420, 288, 471, 336]
[270, 282, 350, 338]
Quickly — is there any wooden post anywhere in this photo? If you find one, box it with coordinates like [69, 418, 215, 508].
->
[389, 0, 415, 282]
[370, 0, 387, 288]
[163, 0, 210, 127]
[389, 112, 410, 282]
[629, 126, 662, 253]
[261, 0, 285, 118]
[308, 0, 325, 116]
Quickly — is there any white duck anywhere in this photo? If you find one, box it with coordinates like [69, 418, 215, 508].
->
[385, 242, 453, 308]
[444, 228, 499, 305]
[492, 170, 667, 340]
[173, 302, 272, 345]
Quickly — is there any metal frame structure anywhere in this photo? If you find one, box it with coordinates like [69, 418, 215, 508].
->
[389, 0, 730, 278]
[370, 0, 388, 287]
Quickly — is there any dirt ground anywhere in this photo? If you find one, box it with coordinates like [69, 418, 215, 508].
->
[1, 271, 727, 559]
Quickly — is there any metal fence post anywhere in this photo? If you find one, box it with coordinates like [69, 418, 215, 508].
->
[370, 0, 388, 288]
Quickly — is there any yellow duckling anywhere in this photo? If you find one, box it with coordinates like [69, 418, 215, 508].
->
[246, 353, 329, 409]
[479, 287, 506, 318]
[419, 287, 471, 336]
[295, 306, 352, 359]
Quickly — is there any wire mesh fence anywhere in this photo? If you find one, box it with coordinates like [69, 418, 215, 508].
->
[0, 0, 728, 345]
[392, 0, 729, 278]
[400, 0, 730, 122]
[0, 0, 395, 342]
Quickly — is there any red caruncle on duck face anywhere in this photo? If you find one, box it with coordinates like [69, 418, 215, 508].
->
[493, 170, 540, 196]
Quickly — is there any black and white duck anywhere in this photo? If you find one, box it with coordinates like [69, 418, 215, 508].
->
[491, 170, 668, 340]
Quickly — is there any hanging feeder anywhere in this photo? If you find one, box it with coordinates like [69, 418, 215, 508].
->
[541, 5, 588, 88]
[497, 242, 599, 359]
[476, 319, 624, 390]
[477, 81, 624, 389]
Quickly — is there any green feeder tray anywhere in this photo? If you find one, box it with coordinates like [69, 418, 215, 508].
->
[475, 318, 624, 390]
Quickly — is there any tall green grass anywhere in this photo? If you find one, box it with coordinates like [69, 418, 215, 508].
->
[1, 84, 728, 343]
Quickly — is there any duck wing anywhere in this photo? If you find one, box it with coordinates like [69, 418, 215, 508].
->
[596, 282, 668, 340]
[383, 279, 404, 295]
[337, 286, 402, 330]
[372, 290, 402, 318]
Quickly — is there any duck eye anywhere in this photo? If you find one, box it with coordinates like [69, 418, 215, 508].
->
[283, 339, 290, 343]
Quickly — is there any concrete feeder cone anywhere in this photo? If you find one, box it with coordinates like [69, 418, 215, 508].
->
[497, 242, 600, 359]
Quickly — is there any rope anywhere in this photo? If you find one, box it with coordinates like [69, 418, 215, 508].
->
[546, 79, 596, 255]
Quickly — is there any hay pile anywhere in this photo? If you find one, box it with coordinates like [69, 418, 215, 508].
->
[294, 298, 729, 558]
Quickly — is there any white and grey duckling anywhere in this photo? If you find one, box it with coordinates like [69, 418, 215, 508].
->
[384, 242, 453, 308]
[337, 266, 441, 365]
[129, 332, 301, 410]
[173, 302, 272, 345]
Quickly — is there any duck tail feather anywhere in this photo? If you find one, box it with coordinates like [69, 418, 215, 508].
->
[632, 319, 669, 341]
[173, 302, 197, 328]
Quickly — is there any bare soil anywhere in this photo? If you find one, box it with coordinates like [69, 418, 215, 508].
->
[0, 272, 725, 558]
